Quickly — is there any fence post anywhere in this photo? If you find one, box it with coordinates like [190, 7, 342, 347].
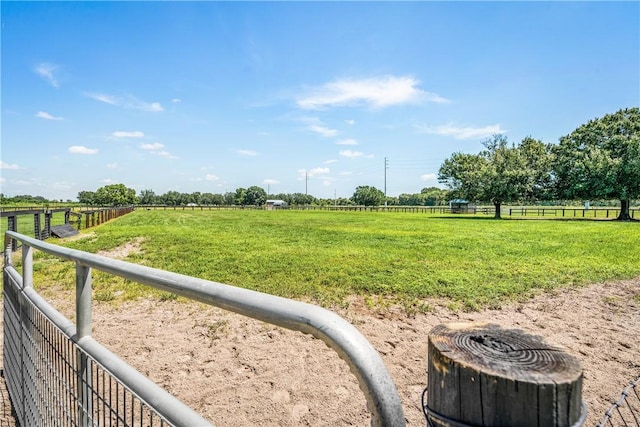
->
[34, 213, 42, 240]
[76, 263, 93, 426]
[44, 210, 52, 239]
[426, 322, 585, 427]
[7, 215, 18, 251]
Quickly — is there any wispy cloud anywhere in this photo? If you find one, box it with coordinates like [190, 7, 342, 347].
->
[417, 123, 507, 140]
[345, 119, 355, 125]
[86, 93, 118, 105]
[324, 159, 338, 164]
[113, 130, 144, 138]
[340, 150, 365, 159]
[69, 146, 98, 155]
[1, 161, 20, 170]
[298, 167, 330, 179]
[421, 173, 437, 181]
[35, 63, 60, 88]
[85, 92, 164, 112]
[263, 178, 279, 185]
[309, 124, 338, 137]
[205, 174, 219, 181]
[36, 111, 63, 121]
[238, 149, 259, 156]
[156, 151, 178, 159]
[100, 178, 117, 184]
[106, 163, 118, 169]
[172, 98, 182, 104]
[336, 138, 358, 146]
[140, 143, 164, 150]
[297, 75, 449, 110]
[139, 142, 177, 159]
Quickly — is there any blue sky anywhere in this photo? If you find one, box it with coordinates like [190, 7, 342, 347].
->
[1, 1, 638, 201]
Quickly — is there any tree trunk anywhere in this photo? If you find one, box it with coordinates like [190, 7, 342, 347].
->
[494, 202, 502, 219]
[616, 199, 631, 220]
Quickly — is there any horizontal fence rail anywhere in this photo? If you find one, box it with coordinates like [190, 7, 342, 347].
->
[3, 231, 405, 427]
[1, 207, 134, 249]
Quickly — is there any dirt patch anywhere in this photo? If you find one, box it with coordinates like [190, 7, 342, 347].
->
[96, 237, 144, 259]
[37, 277, 635, 426]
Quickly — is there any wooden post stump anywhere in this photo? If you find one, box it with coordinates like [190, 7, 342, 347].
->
[426, 322, 585, 427]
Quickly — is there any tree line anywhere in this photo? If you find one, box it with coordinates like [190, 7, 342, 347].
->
[438, 107, 639, 220]
[71, 184, 450, 208]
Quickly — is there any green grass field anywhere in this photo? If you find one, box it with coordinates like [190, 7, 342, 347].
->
[18, 209, 640, 312]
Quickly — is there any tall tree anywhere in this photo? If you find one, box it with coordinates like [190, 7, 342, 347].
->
[94, 184, 138, 206]
[244, 186, 268, 206]
[553, 107, 640, 220]
[77, 190, 96, 205]
[439, 135, 530, 219]
[351, 185, 385, 206]
[138, 189, 156, 205]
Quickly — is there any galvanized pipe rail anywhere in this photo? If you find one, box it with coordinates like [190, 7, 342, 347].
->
[4, 230, 405, 426]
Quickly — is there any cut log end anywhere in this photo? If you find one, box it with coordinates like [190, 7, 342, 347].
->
[427, 322, 584, 427]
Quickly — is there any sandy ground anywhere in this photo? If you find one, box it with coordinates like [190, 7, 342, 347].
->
[0, 276, 630, 426]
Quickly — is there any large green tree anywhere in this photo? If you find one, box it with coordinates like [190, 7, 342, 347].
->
[351, 185, 385, 206]
[439, 135, 534, 219]
[93, 184, 138, 206]
[553, 107, 640, 220]
[244, 186, 268, 206]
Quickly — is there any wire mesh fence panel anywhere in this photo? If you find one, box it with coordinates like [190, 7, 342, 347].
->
[3, 271, 175, 427]
[598, 376, 640, 427]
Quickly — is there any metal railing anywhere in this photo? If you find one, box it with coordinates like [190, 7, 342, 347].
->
[2, 230, 405, 426]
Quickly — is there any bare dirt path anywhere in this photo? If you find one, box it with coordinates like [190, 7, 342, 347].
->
[2, 277, 638, 426]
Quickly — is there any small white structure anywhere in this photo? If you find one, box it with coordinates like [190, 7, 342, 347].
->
[265, 199, 288, 210]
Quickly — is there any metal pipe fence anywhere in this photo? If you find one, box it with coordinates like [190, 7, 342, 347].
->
[3, 230, 405, 426]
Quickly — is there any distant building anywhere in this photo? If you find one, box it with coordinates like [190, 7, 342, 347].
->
[449, 199, 471, 214]
[265, 199, 288, 210]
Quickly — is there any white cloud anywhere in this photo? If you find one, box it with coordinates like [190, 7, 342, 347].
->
[421, 173, 437, 181]
[339, 171, 353, 176]
[345, 119, 355, 125]
[86, 93, 118, 105]
[263, 178, 279, 185]
[417, 123, 506, 140]
[297, 75, 449, 110]
[336, 138, 358, 145]
[100, 178, 116, 184]
[238, 149, 258, 156]
[1, 161, 20, 170]
[113, 130, 144, 138]
[35, 63, 60, 88]
[156, 151, 178, 159]
[172, 98, 182, 104]
[298, 167, 330, 178]
[324, 159, 338, 164]
[140, 143, 164, 150]
[340, 150, 364, 159]
[309, 124, 338, 137]
[205, 174, 219, 181]
[68, 146, 98, 155]
[106, 162, 118, 169]
[36, 111, 63, 121]
[148, 102, 164, 112]
[85, 92, 164, 112]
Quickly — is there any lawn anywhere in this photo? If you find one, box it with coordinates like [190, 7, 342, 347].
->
[19, 209, 640, 311]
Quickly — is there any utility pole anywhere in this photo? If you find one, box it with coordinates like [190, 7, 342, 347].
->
[384, 157, 389, 207]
